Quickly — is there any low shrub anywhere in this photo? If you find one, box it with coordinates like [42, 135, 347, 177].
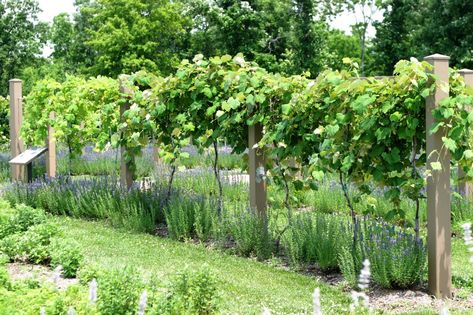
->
[158, 268, 220, 315]
[0, 222, 59, 264]
[227, 209, 273, 260]
[165, 197, 217, 242]
[339, 219, 426, 289]
[97, 266, 145, 315]
[50, 240, 84, 278]
[77, 264, 103, 285]
[282, 213, 351, 271]
[0, 203, 47, 239]
[0, 265, 11, 290]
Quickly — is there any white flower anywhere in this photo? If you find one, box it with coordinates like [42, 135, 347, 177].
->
[307, 81, 315, 89]
[89, 278, 97, 304]
[40, 307, 46, 315]
[138, 290, 148, 315]
[67, 306, 75, 315]
[145, 114, 151, 121]
[313, 288, 322, 315]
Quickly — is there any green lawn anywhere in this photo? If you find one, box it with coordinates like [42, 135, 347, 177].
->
[55, 216, 352, 314]
[51, 216, 473, 315]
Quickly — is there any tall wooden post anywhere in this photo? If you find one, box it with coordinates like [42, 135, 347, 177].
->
[46, 112, 57, 178]
[248, 123, 267, 218]
[425, 54, 452, 299]
[458, 69, 473, 197]
[119, 76, 134, 190]
[9, 79, 25, 182]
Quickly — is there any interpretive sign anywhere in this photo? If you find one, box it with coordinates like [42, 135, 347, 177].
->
[9, 147, 47, 165]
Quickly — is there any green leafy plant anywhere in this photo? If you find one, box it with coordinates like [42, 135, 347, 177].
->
[97, 267, 144, 315]
[50, 240, 84, 278]
[158, 268, 220, 315]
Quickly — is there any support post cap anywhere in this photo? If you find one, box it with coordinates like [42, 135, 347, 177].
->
[424, 54, 450, 61]
[459, 69, 473, 74]
[9, 79, 22, 83]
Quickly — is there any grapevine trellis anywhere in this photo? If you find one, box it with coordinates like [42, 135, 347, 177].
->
[8, 53, 473, 299]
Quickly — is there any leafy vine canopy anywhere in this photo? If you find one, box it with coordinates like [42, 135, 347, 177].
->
[21, 55, 473, 217]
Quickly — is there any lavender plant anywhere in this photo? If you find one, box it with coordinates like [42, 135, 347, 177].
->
[339, 218, 426, 289]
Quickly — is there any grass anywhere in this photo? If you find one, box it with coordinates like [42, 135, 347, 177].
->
[52, 216, 473, 314]
[54, 216, 352, 314]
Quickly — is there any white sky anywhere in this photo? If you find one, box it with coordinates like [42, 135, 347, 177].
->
[37, 0, 383, 56]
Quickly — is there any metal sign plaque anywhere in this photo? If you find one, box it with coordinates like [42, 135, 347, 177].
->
[9, 147, 48, 165]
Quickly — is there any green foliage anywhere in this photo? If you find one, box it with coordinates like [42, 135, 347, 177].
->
[0, 203, 47, 239]
[0, 96, 9, 149]
[77, 264, 103, 286]
[0, 0, 47, 96]
[282, 213, 350, 271]
[158, 268, 219, 315]
[97, 267, 145, 315]
[23, 75, 121, 158]
[227, 209, 272, 260]
[339, 220, 427, 289]
[50, 240, 84, 278]
[0, 265, 11, 290]
[165, 197, 217, 242]
[4, 177, 167, 233]
[83, 0, 188, 77]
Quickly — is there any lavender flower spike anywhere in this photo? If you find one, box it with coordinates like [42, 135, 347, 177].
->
[89, 278, 97, 304]
[313, 287, 322, 315]
[439, 306, 450, 315]
[138, 290, 148, 315]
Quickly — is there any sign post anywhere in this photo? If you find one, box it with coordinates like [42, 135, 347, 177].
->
[9, 79, 25, 182]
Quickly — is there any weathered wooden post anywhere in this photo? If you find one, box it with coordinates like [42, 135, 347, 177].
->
[425, 54, 452, 298]
[46, 112, 57, 178]
[248, 123, 267, 219]
[9, 79, 25, 182]
[458, 69, 473, 197]
[119, 76, 134, 190]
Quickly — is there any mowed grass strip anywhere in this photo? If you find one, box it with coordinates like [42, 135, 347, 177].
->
[55, 217, 351, 314]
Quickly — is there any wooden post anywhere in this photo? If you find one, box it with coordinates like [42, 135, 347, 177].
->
[119, 76, 134, 190]
[9, 79, 25, 182]
[458, 69, 473, 197]
[46, 112, 57, 178]
[425, 54, 452, 299]
[248, 123, 267, 218]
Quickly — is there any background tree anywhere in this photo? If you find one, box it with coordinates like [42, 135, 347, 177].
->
[420, 0, 473, 69]
[0, 0, 47, 95]
[80, 0, 189, 77]
[370, 0, 424, 74]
